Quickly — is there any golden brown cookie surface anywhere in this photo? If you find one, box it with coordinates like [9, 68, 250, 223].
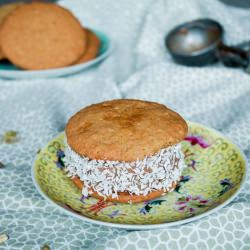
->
[0, 49, 4, 60]
[72, 176, 177, 203]
[0, 2, 86, 70]
[66, 99, 188, 162]
[75, 29, 100, 64]
[0, 2, 23, 23]
[0, 39, 4, 60]
[0, 2, 23, 60]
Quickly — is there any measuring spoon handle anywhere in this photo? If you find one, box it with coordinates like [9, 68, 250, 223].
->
[217, 43, 249, 68]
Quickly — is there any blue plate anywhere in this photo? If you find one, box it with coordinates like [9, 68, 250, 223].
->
[0, 29, 113, 79]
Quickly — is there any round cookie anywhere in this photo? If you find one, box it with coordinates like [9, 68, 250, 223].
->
[0, 2, 23, 60]
[66, 99, 188, 162]
[75, 29, 100, 64]
[71, 176, 177, 203]
[0, 49, 4, 60]
[0, 33, 3, 60]
[0, 2, 23, 23]
[0, 39, 4, 60]
[0, 2, 86, 70]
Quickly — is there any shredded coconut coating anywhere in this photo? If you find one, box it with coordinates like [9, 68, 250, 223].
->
[65, 142, 186, 198]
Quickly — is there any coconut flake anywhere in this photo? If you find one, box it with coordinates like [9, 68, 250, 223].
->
[64, 141, 186, 198]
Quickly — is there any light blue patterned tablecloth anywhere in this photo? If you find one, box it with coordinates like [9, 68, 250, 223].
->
[0, 0, 249, 249]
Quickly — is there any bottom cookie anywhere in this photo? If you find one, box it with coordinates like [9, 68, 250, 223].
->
[71, 176, 177, 203]
[75, 29, 100, 64]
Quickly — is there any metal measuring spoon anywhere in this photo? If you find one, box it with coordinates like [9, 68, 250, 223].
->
[165, 18, 250, 71]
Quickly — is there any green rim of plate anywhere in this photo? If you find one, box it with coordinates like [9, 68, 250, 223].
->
[32, 122, 247, 229]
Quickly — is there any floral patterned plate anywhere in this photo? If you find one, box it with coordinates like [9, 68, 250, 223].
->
[32, 122, 247, 229]
[0, 29, 112, 79]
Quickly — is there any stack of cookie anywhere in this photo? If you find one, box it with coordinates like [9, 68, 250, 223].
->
[0, 2, 100, 70]
[65, 99, 188, 203]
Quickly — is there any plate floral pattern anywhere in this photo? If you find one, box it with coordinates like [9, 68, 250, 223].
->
[32, 122, 246, 229]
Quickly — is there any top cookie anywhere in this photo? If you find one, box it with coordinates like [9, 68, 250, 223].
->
[0, 2, 23, 60]
[66, 99, 188, 162]
[0, 3, 86, 70]
[0, 2, 23, 23]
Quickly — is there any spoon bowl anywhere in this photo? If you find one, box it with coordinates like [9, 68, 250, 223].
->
[165, 19, 223, 66]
